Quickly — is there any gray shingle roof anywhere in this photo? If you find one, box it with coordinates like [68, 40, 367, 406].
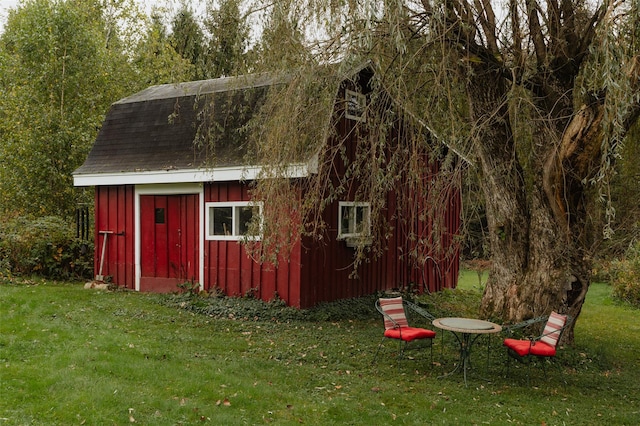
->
[73, 73, 288, 176]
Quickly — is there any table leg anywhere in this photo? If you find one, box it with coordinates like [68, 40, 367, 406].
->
[438, 332, 465, 382]
[485, 334, 492, 375]
[439, 332, 486, 386]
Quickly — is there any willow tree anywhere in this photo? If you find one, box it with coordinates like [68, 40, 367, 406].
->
[246, 0, 640, 338]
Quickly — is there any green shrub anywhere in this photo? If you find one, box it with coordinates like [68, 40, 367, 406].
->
[611, 240, 640, 307]
[0, 216, 93, 280]
[0, 256, 11, 280]
[591, 258, 616, 282]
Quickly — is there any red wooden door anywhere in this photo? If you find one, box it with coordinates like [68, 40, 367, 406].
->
[140, 194, 199, 292]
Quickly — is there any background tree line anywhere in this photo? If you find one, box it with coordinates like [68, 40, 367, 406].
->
[0, 0, 254, 218]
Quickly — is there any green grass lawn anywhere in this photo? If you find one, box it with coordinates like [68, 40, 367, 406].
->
[1, 275, 638, 425]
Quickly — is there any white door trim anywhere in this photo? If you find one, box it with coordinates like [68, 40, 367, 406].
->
[134, 183, 205, 292]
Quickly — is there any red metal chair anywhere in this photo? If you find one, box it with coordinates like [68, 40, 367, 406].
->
[373, 297, 436, 366]
[503, 311, 571, 384]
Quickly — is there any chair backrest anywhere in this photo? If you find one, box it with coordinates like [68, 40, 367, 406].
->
[539, 311, 568, 347]
[378, 297, 409, 330]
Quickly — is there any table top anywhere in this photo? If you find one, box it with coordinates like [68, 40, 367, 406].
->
[433, 317, 502, 334]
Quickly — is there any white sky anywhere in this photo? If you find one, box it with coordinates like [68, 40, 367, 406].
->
[0, 0, 18, 26]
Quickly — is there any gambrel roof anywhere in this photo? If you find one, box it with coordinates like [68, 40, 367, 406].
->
[73, 63, 391, 187]
[73, 73, 315, 186]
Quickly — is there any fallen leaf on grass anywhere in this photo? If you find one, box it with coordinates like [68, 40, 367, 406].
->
[216, 398, 231, 407]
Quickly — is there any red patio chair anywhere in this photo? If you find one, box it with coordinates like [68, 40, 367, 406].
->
[373, 297, 436, 366]
[503, 311, 571, 384]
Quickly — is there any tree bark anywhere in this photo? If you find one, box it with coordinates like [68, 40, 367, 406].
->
[468, 67, 600, 343]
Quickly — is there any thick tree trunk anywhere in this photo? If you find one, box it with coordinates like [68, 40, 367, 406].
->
[468, 69, 598, 344]
[480, 186, 568, 319]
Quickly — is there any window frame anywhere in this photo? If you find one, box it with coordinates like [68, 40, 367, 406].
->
[205, 201, 263, 241]
[345, 89, 366, 122]
[337, 201, 371, 241]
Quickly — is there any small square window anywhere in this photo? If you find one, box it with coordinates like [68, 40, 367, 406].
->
[155, 208, 165, 224]
[338, 201, 371, 240]
[206, 201, 263, 241]
[345, 89, 366, 122]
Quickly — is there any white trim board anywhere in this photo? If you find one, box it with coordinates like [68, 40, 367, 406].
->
[134, 183, 205, 292]
[73, 161, 317, 187]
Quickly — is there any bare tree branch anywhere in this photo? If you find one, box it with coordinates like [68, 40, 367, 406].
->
[527, 0, 548, 66]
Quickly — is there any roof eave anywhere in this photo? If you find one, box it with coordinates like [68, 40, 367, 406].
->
[73, 159, 318, 187]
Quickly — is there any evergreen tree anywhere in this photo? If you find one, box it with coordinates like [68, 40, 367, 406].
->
[203, 0, 250, 77]
[170, 6, 205, 80]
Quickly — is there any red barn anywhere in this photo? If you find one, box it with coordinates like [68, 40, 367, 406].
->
[73, 65, 461, 308]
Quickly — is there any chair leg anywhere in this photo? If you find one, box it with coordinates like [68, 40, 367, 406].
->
[372, 336, 387, 365]
[376, 338, 435, 370]
[394, 340, 406, 370]
[398, 340, 406, 359]
[430, 339, 434, 366]
[505, 349, 510, 377]
[485, 335, 491, 376]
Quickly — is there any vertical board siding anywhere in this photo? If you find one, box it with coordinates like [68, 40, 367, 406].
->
[203, 181, 301, 304]
[95, 185, 135, 288]
[296, 85, 461, 307]
[299, 183, 460, 307]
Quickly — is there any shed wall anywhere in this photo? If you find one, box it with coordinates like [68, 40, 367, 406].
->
[296, 85, 461, 307]
[203, 182, 303, 306]
[297, 167, 461, 308]
[94, 185, 135, 287]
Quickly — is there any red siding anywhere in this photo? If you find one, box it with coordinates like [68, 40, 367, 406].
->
[94, 185, 135, 287]
[93, 172, 458, 307]
[296, 189, 460, 308]
[203, 182, 302, 305]
[197, 95, 461, 308]
[295, 89, 461, 307]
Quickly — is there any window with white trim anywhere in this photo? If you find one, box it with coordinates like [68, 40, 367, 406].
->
[338, 202, 371, 240]
[345, 89, 366, 122]
[206, 201, 263, 240]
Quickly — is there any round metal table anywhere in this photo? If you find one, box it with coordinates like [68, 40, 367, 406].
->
[432, 317, 502, 385]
